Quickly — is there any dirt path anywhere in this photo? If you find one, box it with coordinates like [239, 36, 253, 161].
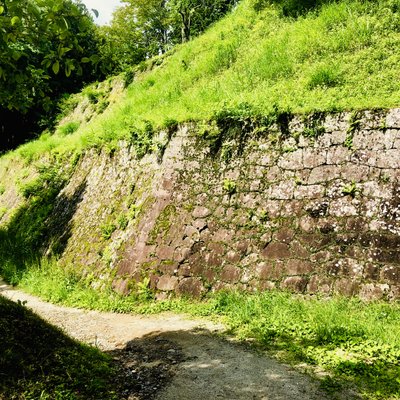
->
[1, 281, 333, 400]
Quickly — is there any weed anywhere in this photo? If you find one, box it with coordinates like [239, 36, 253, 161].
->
[117, 214, 129, 230]
[259, 210, 269, 222]
[342, 181, 359, 198]
[223, 179, 237, 195]
[101, 223, 117, 240]
[97, 99, 110, 114]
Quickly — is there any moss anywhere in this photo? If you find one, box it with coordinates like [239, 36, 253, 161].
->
[147, 204, 177, 245]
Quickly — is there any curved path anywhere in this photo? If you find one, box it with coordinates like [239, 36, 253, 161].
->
[1, 280, 335, 400]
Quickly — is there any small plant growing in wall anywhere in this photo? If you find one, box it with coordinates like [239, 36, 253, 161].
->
[342, 181, 359, 198]
[223, 179, 237, 196]
[101, 223, 116, 240]
[117, 214, 129, 230]
[259, 210, 269, 223]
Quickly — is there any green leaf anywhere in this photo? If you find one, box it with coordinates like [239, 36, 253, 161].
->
[81, 57, 90, 63]
[65, 64, 71, 77]
[90, 54, 100, 63]
[52, 61, 60, 74]
[91, 8, 99, 18]
[11, 16, 20, 26]
[0, 6, 4, 14]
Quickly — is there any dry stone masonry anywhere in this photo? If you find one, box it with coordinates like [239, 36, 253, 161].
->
[37, 109, 400, 300]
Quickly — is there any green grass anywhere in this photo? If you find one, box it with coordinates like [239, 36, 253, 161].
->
[3, 259, 399, 400]
[1, 0, 400, 166]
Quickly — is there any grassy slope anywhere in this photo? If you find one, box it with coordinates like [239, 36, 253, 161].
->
[3, 0, 400, 163]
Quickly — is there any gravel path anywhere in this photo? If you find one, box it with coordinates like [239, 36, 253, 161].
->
[1, 281, 333, 400]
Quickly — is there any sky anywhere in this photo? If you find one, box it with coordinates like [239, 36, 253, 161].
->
[81, 0, 122, 25]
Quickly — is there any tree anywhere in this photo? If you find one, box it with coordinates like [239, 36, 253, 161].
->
[99, 0, 237, 74]
[0, 0, 100, 112]
[0, 0, 102, 149]
[170, 0, 237, 43]
[97, 0, 168, 75]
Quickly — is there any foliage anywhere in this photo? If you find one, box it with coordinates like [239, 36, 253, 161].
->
[0, 0, 101, 113]
[100, 223, 117, 240]
[98, 0, 237, 74]
[222, 178, 237, 195]
[342, 181, 359, 197]
[58, 121, 80, 136]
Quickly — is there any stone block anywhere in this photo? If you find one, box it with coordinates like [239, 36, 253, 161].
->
[220, 265, 242, 283]
[258, 281, 276, 291]
[303, 148, 327, 168]
[308, 165, 341, 184]
[375, 149, 400, 169]
[329, 197, 358, 217]
[158, 245, 175, 260]
[326, 146, 350, 165]
[280, 276, 308, 293]
[261, 242, 291, 259]
[275, 227, 295, 244]
[157, 275, 179, 291]
[381, 265, 400, 285]
[333, 278, 360, 296]
[294, 184, 325, 200]
[277, 149, 303, 170]
[385, 108, 400, 128]
[290, 241, 310, 259]
[340, 164, 370, 182]
[362, 263, 380, 281]
[255, 262, 275, 280]
[388, 285, 400, 301]
[192, 206, 211, 219]
[285, 259, 314, 275]
[359, 284, 387, 301]
[307, 275, 332, 295]
[268, 181, 295, 200]
[176, 278, 204, 298]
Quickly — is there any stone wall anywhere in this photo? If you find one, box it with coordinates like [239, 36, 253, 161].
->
[33, 109, 400, 300]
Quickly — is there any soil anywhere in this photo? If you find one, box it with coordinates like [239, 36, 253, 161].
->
[0, 281, 337, 400]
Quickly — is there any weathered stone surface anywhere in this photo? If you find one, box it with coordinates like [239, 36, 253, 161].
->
[359, 284, 387, 301]
[333, 279, 360, 296]
[176, 278, 204, 297]
[278, 150, 303, 170]
[220, 265, 242, 283]
[157, 275, 179, 291]
[261, 243, 291, 260]
[308, 165, 341, 184]
[280, 277, 308, 293]
[192, 206, 211, 219]
[307, 275, 332, 295]
[285, 260, 313, 275]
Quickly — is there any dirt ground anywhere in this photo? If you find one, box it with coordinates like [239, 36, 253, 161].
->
[1, 280, 337, 400]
